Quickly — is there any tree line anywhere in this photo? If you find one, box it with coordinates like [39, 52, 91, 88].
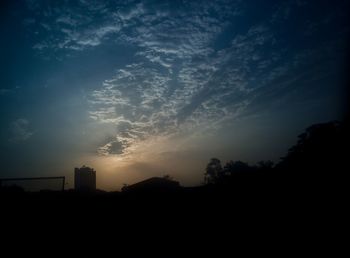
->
[204, 120, 346, 186]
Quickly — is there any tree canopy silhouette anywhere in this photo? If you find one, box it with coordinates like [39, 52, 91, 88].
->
[204, 158, 223, 184]
[203, 120, 346, 188]
[276, 121, 345, 176]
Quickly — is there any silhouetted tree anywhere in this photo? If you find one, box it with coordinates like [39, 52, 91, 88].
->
[204, 158, 223, 184]
[257, 160, 274, 170]
[223, 160, 256, 175]
[276, 120, 346, 182]
[204, 159, 275, 185]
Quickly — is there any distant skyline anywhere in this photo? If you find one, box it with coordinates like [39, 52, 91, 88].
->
[0, 0, 349, 190]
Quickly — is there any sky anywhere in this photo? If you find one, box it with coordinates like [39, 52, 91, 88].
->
[0, 0, 349, 190]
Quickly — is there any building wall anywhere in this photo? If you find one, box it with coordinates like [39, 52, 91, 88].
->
[74, 166, 96, 191]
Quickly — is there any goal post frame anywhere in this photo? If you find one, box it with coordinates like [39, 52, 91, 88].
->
[0, 176, 66, 192]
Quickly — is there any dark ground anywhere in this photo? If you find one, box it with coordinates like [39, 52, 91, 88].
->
[1, 120, 347, 256]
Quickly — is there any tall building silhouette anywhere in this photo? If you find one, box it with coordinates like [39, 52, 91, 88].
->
[74, 165, 96, 191]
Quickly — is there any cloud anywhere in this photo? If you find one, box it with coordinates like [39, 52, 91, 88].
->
[24, 0, 122, 52]
[0, 89, 13, 95]
[25, 0, 349, 156]
[85, 2, 288, 155]
[24, 0, 240, 56]
[97, 139, 126, 155]
[118, 2, 145, 21]
[10, 119, 33, 142]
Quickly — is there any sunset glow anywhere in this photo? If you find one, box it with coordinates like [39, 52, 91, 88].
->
[1, 0, 348, 190]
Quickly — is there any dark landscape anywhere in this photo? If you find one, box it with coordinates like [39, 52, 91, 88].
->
[2, 121, 347, 213]
[1, 0, 349, 255]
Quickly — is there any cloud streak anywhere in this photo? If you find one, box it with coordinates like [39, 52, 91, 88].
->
[25, 0, 349, 155]
[10, 119, 33, 142]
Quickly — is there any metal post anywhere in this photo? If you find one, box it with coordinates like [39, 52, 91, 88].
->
[62, 177, 65, 191]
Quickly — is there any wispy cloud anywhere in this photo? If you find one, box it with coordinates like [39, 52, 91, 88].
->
[85, 2, 268, 155]
[10, 119, 33, 142]
[25, 0, 349, 155]
[0, 89, 13, 95]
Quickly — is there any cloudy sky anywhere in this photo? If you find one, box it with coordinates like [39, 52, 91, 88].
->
[0, 0, 348, 190]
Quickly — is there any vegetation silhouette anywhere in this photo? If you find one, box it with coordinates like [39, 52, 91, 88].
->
[1, 120, 346, 222]
[201, 121, 345, 196]
[276, 120, 345, 177]
[1, 120, 346, 254]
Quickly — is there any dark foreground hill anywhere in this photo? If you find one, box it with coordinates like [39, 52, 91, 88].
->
[1, 120, 347, 256]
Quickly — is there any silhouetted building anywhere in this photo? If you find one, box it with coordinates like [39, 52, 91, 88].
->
[74, 166, 96, 191]
[122, 177, 180, 192]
